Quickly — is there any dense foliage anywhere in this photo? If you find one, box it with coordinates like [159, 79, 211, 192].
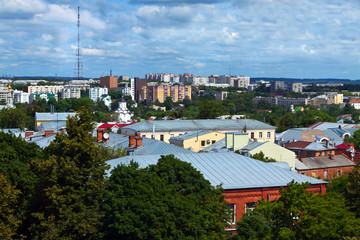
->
[101, 155, 230, 239]
[231, 181, 360, 240]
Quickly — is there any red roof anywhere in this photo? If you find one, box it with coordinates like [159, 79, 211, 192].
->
[284, 141, 312, 149]
[335, 143, 354, 149]
[98, 121, 137, 130]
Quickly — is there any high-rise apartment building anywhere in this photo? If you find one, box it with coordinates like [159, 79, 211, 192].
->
[134, 78, 147, 101]
[100, 76, 118, 89]
[89, 87, 108, 102]
[147, 84, 191, 103]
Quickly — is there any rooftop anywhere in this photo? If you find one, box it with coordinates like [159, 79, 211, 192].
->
[35, 112, 77, 121]
[107, 153, 326, 190]
[121, 119, 276, 133]
[296, 155, 355, 170]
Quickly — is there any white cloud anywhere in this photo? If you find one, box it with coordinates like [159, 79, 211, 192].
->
[0, 38, 5, 44]
[0, 0, 46, 14]
[106, 41, 122, 47]
[301, 44, 316, 55]
[42, 34, 53, 41]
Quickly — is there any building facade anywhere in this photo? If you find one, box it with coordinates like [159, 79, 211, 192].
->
[61, 87, 81, 99]
[100, 76, 118, 89]
[147, 84, 191, 103]
[89, 87, 108, 102]
[24, 85, 64, 94]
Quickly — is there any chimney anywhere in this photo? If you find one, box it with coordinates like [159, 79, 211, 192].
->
[129, 135, 136, 147]
[135, 136, 143, 148]
[25, 131, 34, 137]
[330, 154, 334, 160]
[97, 129, 103, 142]
[326, 140, 329, 148]
[61, 127, 66, 133]
[136, 132, 141, 137]
[45, 130, 54, 137]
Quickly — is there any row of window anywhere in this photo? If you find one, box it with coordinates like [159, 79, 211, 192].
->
[250, 132, 272, 139]
[300, 170, 342, 178]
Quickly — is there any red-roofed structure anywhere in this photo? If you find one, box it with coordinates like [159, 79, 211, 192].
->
[98, 121, 137, 132]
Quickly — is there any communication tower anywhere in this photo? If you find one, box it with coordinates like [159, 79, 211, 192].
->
[73, 6, 83, 80]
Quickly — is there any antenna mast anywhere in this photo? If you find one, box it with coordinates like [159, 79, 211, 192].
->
[74, 6, 83, 80]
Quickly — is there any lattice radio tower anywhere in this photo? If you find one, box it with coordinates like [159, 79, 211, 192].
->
[73, 6, 83, 80]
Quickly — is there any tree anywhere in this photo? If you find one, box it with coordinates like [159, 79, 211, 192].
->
[164, 96, 173, 111]
[101, 155, 230, 239]
[235, 181, 360, 239]
[199, 99, 228, 119]
[345, 129, 360, 150]
[250, 151, 277, 163]
[347, 163, 360, 217]
[230, 212, 272, 240]
[0, 173, 21, 239]
[0, 108, 27, 129]
[28, 107, 109, 239]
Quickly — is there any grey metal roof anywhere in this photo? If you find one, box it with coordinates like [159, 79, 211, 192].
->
[106, 153, 326, 190]
[29, 134, 57, 148]
[296, 155, 355, 170]
[38, 121, 67, 131]
[35, 112, 77, 121]
[121, 119, 276, 133]
[104, 133, 194, 155]
[0, 128, 24, 138]
[304, 141, 336, 151]
[169, 130, 212, 142]
[240, 141, 266, 151]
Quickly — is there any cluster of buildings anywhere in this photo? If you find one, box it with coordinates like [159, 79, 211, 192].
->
[7, 112, 360, 230]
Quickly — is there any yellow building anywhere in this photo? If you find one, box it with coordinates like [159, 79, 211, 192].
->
[169, 131, 225, 152]
[146, 84, 191, 103]
[310, 93, 343, 107]
[120, 119, 277, 144]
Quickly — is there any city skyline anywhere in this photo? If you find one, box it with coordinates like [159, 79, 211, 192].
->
[1, 0, 360, 79]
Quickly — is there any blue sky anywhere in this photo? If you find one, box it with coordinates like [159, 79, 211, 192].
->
[1, 0, 360, 79]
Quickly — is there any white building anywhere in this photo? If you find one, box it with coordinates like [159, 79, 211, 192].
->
[100, 94, 111, 110]
[120, 86, 132, 96]
[25, 85, 64, 94]
[115, 99, 133, 123]
[89, 87, 108, 102]
[29, 92, 58, 104]
[61, 87, 81, 99]
[130, 78, 135, 100]
[192, 77, 209, 86]
[13, 90, 29, 103]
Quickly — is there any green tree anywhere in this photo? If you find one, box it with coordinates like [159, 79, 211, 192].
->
[101, 155, 230, 239]
[247, 181, 360, 239]
[250, 151, 277, 162]
[0, 108, 27, 129]
[347, 163, 360, 217]
[0, 173, 21, 239]
[230, 212, 272, 240]
[199, 99, 228, 119]
[164, 96, 173, 111]
[345, 129, 360, 150]
[28, 107, 109, 239]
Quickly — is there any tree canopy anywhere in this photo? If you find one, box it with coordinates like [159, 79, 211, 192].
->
[101, 155, 230, 239]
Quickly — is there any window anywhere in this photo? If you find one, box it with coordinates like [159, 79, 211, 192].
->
[259, 132, 263, 139]
[151, 135, 155, 139]
[245, 202, 257, 213]
[337, 170, 342, 177]
[324, 170, 328, 179]
[312, 171, 317, 178]
[251, 132, 254, 139]
[300, 172, 306, 175]
[142, 135, 146, 138]
[267, 132, 271, 138]
[308, 152, 312, 157]
[170, 134, 174, 138]
[160, 135, 164, 141]
[212, 140, 216, 144]
[201, 140, 206, 147]
[228, 204, 236, 224]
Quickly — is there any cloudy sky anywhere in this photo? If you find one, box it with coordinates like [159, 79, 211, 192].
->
[1, 0, 360, 79]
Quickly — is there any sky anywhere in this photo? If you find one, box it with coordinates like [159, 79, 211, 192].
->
[1, 0, 360, 79]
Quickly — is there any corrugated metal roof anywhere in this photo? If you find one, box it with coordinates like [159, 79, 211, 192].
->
[200, 138, 227, 153]
[35, 112, 77, 121]
[304, 141, 336, 151]
[0, 129, 24, 138]
[38, 121, 66, 131]
[121, 119, 276, 133]
[296, 155, 355, 170]
[240, 141, 266, 151]
[104, 133, 194, 155]
[106, 153, 326, 190]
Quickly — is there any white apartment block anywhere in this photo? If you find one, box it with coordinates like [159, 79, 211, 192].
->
[232, 76, 250, 89]
[191, 77, 209, 86]
[89, 87, 108, 102]
[61, 87, 81, 99]
[13, 90, 29, 103]
[25, 85, 64, 94]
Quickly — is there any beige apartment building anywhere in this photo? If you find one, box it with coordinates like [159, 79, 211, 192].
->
[146, 84, 191, 103]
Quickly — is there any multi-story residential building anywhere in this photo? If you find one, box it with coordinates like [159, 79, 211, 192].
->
[191, 77, 209, 86]
[89, 87, 108, 102]
[61, 87, 81, 99]
[24, 85, 64, 95]
[233, 77, 250, 89]
[0, 85, 12, 103]
[169, 131, 225, 152]
[270, 81, 286, 92]
[13, 90, 29, 103]
[349, 97, 360, 109]
[134, 78, 147, 101]
[288, 82, 303, 93]
[252, 96, 309, 107]
[100, 76, 118, 89]
[147, 84, 191, 103]
[310, 93, 343, 107]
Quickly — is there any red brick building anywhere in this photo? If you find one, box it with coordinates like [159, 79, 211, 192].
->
[100, 76, 118, 89]
[285, 140, 355, 180]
